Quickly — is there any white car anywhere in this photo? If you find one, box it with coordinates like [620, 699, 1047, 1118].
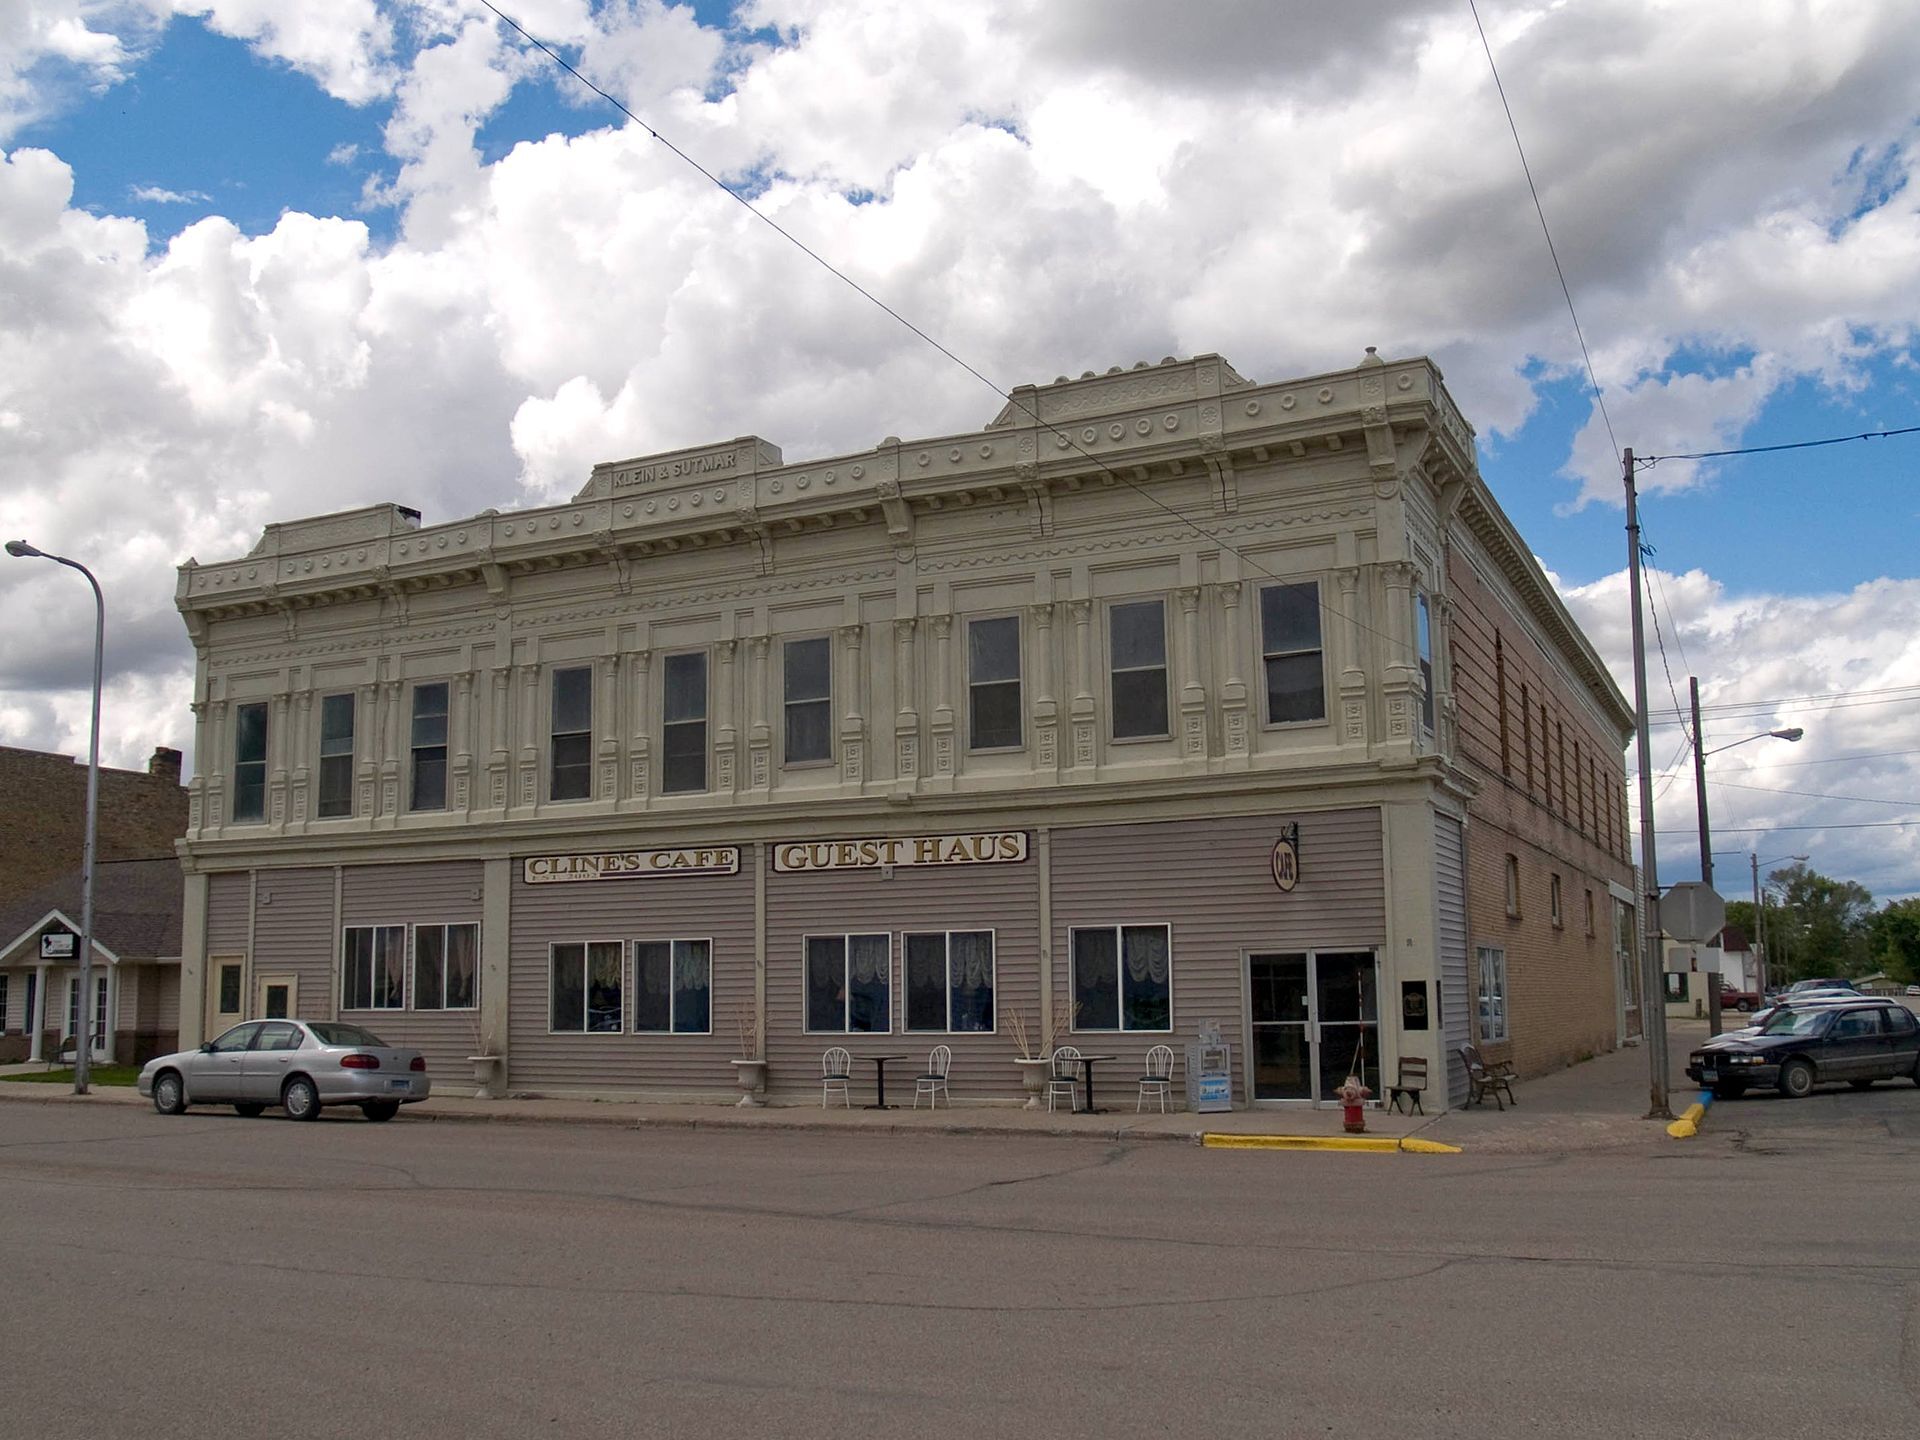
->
[138, 1019, 431, 1122]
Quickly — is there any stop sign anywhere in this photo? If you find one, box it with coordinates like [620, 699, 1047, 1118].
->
[1659, 881, 1726, 943]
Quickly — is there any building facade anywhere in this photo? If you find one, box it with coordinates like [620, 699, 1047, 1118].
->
[172, 350, 1635, 1110]
[0, 745, 186, 910]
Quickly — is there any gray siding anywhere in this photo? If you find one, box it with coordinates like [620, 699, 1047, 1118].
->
[341, 861, 485, 1078]
[206, 871, 250, 952]
[1436, 813, 1470, 1107]
[254, 868, 335, 1023]
[1050, 808, 1385, 1108]
[509, 865, 755, 1095]
[765, 851, 1041, 1103]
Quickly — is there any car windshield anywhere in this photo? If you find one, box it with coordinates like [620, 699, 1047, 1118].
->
[307, 1022, 388, 1047]
[1758, 1009, 1832, 1037]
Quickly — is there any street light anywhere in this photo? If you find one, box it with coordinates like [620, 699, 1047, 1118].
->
[6, 539, 104, 1095]
[1688, 675, 1804, 1035]
[1751, 853, 1807, 998]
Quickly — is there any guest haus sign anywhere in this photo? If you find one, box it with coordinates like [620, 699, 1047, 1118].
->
[524, 847, 741, 883]
[773, 832, 1028, 873]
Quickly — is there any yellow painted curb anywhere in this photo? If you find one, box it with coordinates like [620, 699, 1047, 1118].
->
[1202, 1133, 1461, 1154]
[1666, 1100, 1707, 1139]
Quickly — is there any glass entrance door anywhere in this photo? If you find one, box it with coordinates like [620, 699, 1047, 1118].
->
[1247, 951, 1381, 1103]
[1249, 954, 1312, 1100]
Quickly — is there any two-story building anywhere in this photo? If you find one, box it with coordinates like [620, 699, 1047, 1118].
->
[172, 348, 1636, 1110]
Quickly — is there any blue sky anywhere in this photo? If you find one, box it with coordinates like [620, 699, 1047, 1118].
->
[1, 0, 1917, 899]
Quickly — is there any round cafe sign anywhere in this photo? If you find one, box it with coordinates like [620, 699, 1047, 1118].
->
[1270, 835, 1299, 892]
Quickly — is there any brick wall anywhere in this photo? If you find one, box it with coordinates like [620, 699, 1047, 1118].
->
[0, 747, 188, 910]
[1449, 548, 1635, 1078]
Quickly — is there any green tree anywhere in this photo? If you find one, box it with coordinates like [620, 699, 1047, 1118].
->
[1769, 863, 1873, 979]
[1867, 898, 1920, 986]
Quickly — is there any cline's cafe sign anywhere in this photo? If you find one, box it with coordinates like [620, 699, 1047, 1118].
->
[525, 848, 740, 884]
[522, 831, 1028, 883]
[774, 831, 1027, 873]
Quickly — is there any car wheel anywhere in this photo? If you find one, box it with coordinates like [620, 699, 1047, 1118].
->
[1848, 1078, 1876, 1090]
[1778, 1058, 1816, 1099]
[1735, 1000, 1753, 1013]
[233, 1102, 266, 1117]
[360, 1100, 400, 1123]
[1711, 1082, 1747, 1100]
[282, 1076, 322, 1121]
[152, 1070, 188, 1116]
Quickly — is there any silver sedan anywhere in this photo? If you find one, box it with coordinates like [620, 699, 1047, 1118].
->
[138, 1020, 431, 1122]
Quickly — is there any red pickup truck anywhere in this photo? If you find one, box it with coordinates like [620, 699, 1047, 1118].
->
[1714, 982, 1761, 1012]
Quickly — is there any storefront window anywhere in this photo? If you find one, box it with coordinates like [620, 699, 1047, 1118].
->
[805, 934, 891, 1032]
[413, 923, 478, 1010]
[550, 941, 623, 1032]
[1070, 925, 1171, 1032]
[342, 925, 406, 1010]
[1476, 945, 1508, 1042]
[904, 931, 995, 1032]
[632, 939, 712, 1035]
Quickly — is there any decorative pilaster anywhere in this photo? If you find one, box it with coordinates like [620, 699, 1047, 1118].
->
[1176, 587, 1208, 761]
[1068, 599, 1096, 770]
[1218, 583, 1249, 761]
[268, 692, 290, 826]
[1336, 567, 1368, 746]
[357, 682, 379, 817]
[486, 667, 510, 810]
[838, 623, 866, 785]
[1031, 602, 1059, 772]
[453, 671, 474, 812]
[290, 690, 312, 824]
[187, 701, 207, 831]
[714, 640, 738, 793]
[929, 616, 955, 779]
[893, 618, 920, 780]
[1381, 561, 1418, 744]
[517, 664, 540, 807]
[747, 636, 771, 792]
[379, 679, 402, 818]
[597, 654, 621, 800]
[627, 650, 652, 800]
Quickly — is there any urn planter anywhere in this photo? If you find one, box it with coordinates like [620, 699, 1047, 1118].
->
[731, 1058, 768, 1107]
[1012, 1057, 1052, 1109]
[467, 1055, 504, 1100]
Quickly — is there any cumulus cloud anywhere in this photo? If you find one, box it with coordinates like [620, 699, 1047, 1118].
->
[1, 0, 1918, 893]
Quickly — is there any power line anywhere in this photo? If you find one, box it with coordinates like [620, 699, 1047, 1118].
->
[1715, 746, 1920, 774]
[1643, 424, 1920, 465]
[1708, 777, 1920, 807]
[1656, 820, 1920, 834]
[1468, 0, 1618, 461]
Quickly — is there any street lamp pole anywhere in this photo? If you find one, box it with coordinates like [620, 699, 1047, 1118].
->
[1687, 674, 1802, 1036]
[1625, 451, 1671, 1118]
[6, 539, 104, 1095]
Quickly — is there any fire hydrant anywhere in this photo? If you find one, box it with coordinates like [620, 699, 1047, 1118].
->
[1335, 1073, 1372, 1133]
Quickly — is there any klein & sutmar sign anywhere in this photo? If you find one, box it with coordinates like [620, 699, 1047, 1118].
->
[524, 847, 741, 884]
[773, 832, 1028, 873]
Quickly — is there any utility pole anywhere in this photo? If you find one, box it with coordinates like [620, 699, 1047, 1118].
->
[1691, 676, 1723, 1037]
[1625, 450, 1671, 1118]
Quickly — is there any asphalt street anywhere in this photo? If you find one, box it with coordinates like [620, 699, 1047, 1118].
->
[2, 1097, 1917, 1440]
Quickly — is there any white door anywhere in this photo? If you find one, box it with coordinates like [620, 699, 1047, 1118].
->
[206, 956, 246, 1041]
[66, 974, 109, 1060]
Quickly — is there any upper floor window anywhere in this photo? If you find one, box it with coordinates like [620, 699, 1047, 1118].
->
[1260, 581, 1326, 724]
[1504, 854, 1521, 918]
[1416, 593, 1435, 734]
[1108, 599, 1168, 740]
[409, 682, 448, 811]
[317, 692, 355, 819]
[967, 616, 1022, 750]
[662, 651, 708, 794]
[783, 636, 832, 765]
[1550, 873, 1564, 929]
[550, 666, 592, 801]
[232, 702, 268, 822]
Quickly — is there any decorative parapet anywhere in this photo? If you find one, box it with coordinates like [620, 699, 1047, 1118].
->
[176, 351, 1467, 629]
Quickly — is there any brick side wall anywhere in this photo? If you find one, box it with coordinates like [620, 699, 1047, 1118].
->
[0, 747, 188, 910]
[1448, 548, 1635, 1078]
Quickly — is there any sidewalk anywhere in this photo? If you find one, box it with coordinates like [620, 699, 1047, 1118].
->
[1, 1029, 1714, 1154]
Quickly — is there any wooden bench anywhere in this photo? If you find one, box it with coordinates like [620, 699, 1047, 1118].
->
[1458, 1043, 1517, 1110]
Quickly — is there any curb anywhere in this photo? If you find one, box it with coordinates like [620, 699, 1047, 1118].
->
[1202, 1133, 1462, 1154]
[1665, 1090, 1714, 1139]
